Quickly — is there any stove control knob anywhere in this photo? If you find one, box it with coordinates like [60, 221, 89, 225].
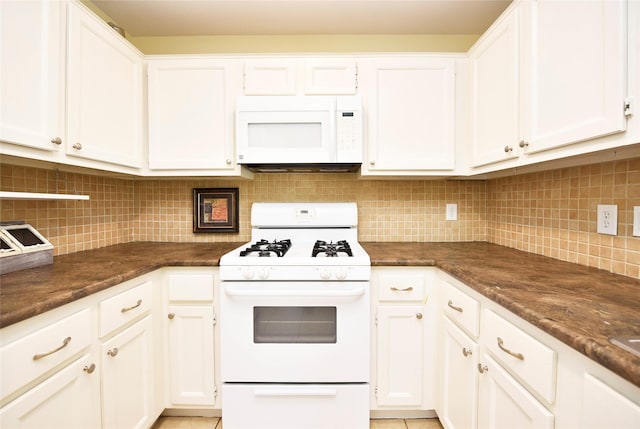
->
[258, 267, 270, 280]
[336, 268, 348, 280]
[319, 268, 332, 280]
[242, 267, 254, 280]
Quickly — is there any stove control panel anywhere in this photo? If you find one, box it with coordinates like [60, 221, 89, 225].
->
[221, 265, 370, 282]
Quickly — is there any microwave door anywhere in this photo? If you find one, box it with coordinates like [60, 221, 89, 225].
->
[237, 111, 335, 164]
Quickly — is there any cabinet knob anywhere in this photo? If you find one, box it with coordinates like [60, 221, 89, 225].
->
[107, 348, 119, 357]
[462, 348, 472, 357]
[369, 160, 375, 166]
[504, 145, 513, 153]
[226, 159, 232, 165]
[478, 363, 488, 374]
[416, 313, 423, 320]
[72, 143, 82, 150]
[83, 363, 96, 374]
[168, 313, 175, 320]
[519, 140, 529, 148]
[51, 137, 62, 145]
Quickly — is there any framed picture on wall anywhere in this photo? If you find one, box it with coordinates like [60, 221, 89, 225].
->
[193, 188, 239, 233]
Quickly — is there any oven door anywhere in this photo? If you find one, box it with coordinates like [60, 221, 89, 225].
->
[220, 281, 369, 383]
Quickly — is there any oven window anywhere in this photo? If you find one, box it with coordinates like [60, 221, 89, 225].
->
[254, 306, 337, 343]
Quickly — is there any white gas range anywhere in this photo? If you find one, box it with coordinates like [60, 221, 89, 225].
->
[219, 202, 371, 429]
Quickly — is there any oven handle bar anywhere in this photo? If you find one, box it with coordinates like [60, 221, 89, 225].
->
[253, 387, 337, 397]
[224, 287, 366, 298]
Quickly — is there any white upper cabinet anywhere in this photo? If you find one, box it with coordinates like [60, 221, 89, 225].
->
[520, 0, 627, 154]
[469, 0, 631, 171]
[147, 58, 242, 174]
[242, 58, 357, 95]
[360, 57, 457, 175]
[66, 1, 144, 169]
[469, 7, 520, 168]
[0, 0, 64, 152]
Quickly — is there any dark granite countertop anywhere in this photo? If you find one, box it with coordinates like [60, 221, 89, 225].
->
[0, 241, 638, 388]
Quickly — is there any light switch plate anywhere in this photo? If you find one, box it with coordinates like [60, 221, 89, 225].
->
[633, 206, 640, 237]
[597, 204, 617, 235]
[446, 204, 457, 221]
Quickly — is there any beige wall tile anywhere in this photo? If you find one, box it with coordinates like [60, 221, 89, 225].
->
[1, 158, 638, 278]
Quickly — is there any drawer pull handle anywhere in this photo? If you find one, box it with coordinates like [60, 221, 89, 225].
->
[447, 300, 463, 313]
[121, 299, 142, 313]
[107, 348, 119, 357]
[497, 337, 525, 361]
[478, 363, 488, 374]
[462, 348, 472, 357]
[168, 313, 175, 320]
[391, 286, 413, 292]
[83, 363, 96, 374]
[416, 313, 423, 320]
[33, 337, 71, 360]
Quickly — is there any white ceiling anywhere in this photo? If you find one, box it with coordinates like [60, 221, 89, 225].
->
[91, 0, 512, 37]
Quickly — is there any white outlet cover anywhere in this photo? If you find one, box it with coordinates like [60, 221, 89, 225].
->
[633, 206, 640, 237]
[446, 204, 457, 221]
[597, 204, 617, 235]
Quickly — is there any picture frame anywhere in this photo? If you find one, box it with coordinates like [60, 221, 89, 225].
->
[193, 188, 239, 233]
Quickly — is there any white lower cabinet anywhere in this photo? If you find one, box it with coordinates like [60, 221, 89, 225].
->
[437, 270, 640, 429]
[581, 373, 640, 429]
[477, 353, 554, 429]
[165, 269, 217, 407]
[440, 318, 478, 429]
[372, 267, 436, 411]
[101, 315, 154, 429]
[0, 354, 100, 429]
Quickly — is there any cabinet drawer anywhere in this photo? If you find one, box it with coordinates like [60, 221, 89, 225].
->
[99, 281, 152, 337]
[0, 309, 92, 401]
[377, 269, 427, 302]
[168, 272, 214, 302]
[441, 280, 480, 338]
[482, 309, 557, 403]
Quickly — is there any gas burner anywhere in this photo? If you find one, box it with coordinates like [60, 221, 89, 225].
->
[312, 240, 353, 257]
[240, 239, 292, 257]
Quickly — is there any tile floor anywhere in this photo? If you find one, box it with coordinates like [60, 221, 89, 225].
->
[151, 416, 444, 429]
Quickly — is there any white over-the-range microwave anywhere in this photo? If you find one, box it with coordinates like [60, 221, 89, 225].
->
[235, 95, 363, 172]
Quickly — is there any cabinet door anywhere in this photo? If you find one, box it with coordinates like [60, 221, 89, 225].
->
[101, 316, 153, 429]
[167, 305, 215, 406]
[469, 7, 520, 167]
[520, 0, 626, 154]
[363, 58, 456, 174]
[66, 1, 143, 168]
[0, 355, 100, 429]
[581, 373, 640, 429]
[148, 59, 239, 171]
[477, 354, 554, 429]
[0, 0, 63, 151]
[440, 318, 478, 429]
[243, 59, 297, 95]
[376, 305, 424, 407]
[304, 59, 357, 95]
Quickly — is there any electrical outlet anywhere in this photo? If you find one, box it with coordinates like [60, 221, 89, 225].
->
[446, 204, 457, 221]
[597, 204, 617, 235]
[633, 206, 640, 237]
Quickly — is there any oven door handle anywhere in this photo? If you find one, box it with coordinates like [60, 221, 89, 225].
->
[224, 287, 366, 298]
[253, 387, 338, 397]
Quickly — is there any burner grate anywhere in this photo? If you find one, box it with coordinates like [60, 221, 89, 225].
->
[240, 239, 292, 257]
[312, 240, 353, 257]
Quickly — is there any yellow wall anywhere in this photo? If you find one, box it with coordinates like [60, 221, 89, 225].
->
[129, 34, 479, 55]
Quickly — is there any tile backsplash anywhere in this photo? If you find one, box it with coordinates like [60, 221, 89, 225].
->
[1, 158, 638, 278]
